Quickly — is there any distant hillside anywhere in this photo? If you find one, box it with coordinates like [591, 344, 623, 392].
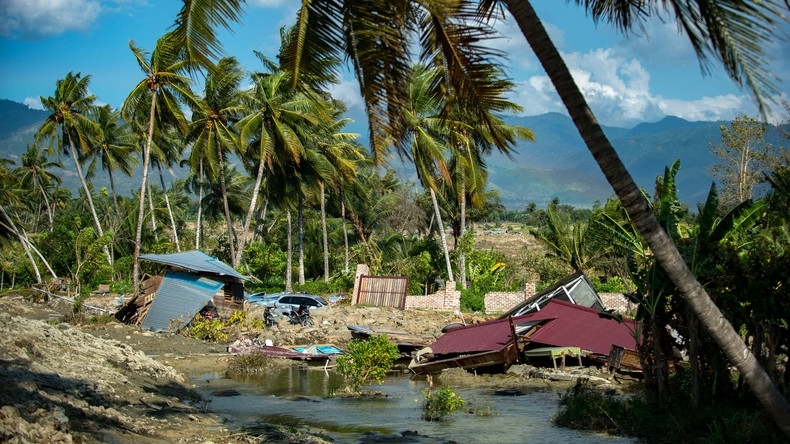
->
[1, 99, 778, 210]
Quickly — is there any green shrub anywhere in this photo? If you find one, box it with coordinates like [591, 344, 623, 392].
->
[422, 386, 465, 421]
[227, 353, 275, 374]
[186, 315, 228, 342]
[335, 335, 400, 393]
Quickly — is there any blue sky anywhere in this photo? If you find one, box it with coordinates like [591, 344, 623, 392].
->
[1, 0, 788, 129]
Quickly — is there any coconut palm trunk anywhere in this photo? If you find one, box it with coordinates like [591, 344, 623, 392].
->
[132, 93, 157, 293]
[458, 180, 467, 289]
[157, 163, 180, 251]
[504, 0, 790, 433]
[0, 204, 42, 284]
[196, 158, 204, 249]
[65, 130, 111, 265]
[298, 195, 305, 286]
[216, 139, 237, 264]
[321, 183, 329, 282]
[430, 187, 454, 283]
[285, 209, 293, 292]
[234, 158, 266, 267]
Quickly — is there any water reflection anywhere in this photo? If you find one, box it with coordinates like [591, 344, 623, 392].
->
[194, 365, 635, 444]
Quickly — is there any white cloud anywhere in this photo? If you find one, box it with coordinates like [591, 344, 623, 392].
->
[509, 46, 751, 127]
[0, 0, 102, 40]
[24, 97, 43, 109]
[248, 0, 290, 7]
[326, 78, 363, 111]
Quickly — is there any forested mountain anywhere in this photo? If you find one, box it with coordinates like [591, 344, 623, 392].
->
[0, 99, 764, 209]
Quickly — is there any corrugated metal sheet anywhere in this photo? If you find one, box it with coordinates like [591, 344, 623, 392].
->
[140, 250, 246, 281]
[525, 299, 637, 355]
[429, 314, 535, 354]
[430, 299, 637, 356]
[141, 271, 223, 332]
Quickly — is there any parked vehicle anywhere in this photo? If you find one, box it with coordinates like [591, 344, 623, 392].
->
[288, 303, 315, 327]
[246, 292, 283, 308]
[272, 294, 328, 316]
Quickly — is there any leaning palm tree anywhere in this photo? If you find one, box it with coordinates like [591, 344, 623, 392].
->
[186, 56, 245, 265]
[123, 33, 196, 293]
[273, 0, 790, 432]
[36, 73, 111, 265]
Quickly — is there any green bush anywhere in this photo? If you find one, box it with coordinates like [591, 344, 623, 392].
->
[335, 335, 400, 393]
[186, 315, 228, 342]
[422, 386, 465, 421]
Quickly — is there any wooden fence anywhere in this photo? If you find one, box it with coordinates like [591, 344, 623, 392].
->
[354, 275, 409, 308]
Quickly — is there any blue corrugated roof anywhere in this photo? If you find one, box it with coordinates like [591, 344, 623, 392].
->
[139, 250, 246, 280]
[142, 271, 223, 332]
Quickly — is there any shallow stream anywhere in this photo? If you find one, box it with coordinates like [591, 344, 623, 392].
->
[190, 364, 636, 443]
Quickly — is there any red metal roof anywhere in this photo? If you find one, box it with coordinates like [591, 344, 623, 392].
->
[429, 299, 637, 356]
[525, 299, 638, 355]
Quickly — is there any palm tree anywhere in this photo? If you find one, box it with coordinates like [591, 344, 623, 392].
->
[175, 0, 790, 432]
[84, 105, 138, 221]
[123, 33, 196, 293]
[14, 145, 63, 231]
[186, 56, 244, 265]
[0, 159, 42, 284]
[36, 72, 111, 265]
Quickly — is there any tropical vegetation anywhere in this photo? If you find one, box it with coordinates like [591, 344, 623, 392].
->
[1, 0, 789, 438]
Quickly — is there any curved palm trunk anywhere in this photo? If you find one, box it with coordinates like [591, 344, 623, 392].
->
[505, 0, 790, 434]
[65, 130, 111, 265]
[285, 209, 293, 293]
[35, 179, 54, 231]
[133, 92, 157, 294]
[321, 183, 329, 282]
[234, 158, 266, 268]
[196, 158, 204, 249]
[430, 187, 454, 282]
[458, 180, 467, 290]
[216, 140, 236, 264]
[157, 164, 180, 252]
[146, 179, 158, 240]
[298, 195, 305, 286]
[107, 168, 121, 220]
[341, 187, 349, 273]
[0, 205, 42, 284]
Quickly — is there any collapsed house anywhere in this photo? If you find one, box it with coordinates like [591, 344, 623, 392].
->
[115, 250, 247, 332]
[409, 273, 639, 375]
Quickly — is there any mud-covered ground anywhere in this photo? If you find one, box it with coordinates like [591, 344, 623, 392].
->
[0, 291, 638, 443]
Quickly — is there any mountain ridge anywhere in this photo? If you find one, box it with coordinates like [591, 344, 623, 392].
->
[0, 99, 763, 210]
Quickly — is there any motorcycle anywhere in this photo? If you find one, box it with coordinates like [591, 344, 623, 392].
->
[288, 304, 315, 327]
[263, 306, 278, 328]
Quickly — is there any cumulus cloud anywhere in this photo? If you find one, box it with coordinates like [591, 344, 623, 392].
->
[24, 97, 43, 110]
[0, 0, 102, 40]
[508, 45, 752, 128]
[326, 78, 363, 112]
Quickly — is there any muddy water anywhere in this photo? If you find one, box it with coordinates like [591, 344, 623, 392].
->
[191, 365, 636, 444]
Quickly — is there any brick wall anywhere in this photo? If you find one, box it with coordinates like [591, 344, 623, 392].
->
[599, 292, 633, 313]
[484, 282, 537, 313]
[405, 281, 461, 311]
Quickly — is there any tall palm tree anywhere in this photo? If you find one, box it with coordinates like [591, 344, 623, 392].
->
[123, 33, 196, 292]
[85, 105, 138, 221]
[0, 159, 42, 284]
[36, 72, 111, 265]
[186, 56, 245, 265]
[176, 0, 790, 432]
[14, 145, 63, 231]
[235, 58, 323, 268]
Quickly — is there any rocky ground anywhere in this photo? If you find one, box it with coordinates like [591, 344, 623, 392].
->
[0, 290, 638, 443]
